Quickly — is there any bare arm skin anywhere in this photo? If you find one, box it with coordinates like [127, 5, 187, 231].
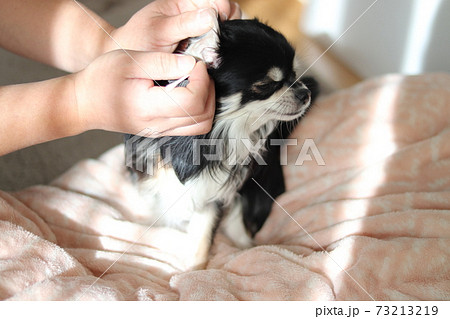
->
[0, 0, 241, 156]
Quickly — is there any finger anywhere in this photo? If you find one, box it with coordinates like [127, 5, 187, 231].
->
[167, 76, 215, 122]
[157, 8, 217, 44]
[129, 115, 212, 138]
[127, 51, 196, 80]
[139, 93, 214, 134]
[170, 78, 215, 135]
[211, 0, 233, 21]
[136, 62, 213, 123]
[172, 0, 228, 17]
[159, 118, 214, 136]
[229, 2, 242, 20]
[147, 61, 212, 117]
[181, 62, 215, 119]
[184, 61, 211, 99]
[140, 86, 201, 119]
[166, 0, 231, 22]
[202, 75, 216, 122]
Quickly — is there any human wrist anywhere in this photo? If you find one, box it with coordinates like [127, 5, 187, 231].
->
[60, 74, 90, 137]
[61, 2, 116, 71]
[0, 75, 89, 155]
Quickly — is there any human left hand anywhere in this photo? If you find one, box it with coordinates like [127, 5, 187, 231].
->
[102, 0, 242, 54]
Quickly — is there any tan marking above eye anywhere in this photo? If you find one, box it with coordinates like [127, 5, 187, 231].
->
[267, 67, 284, 82]
[251, 80, 268, 93]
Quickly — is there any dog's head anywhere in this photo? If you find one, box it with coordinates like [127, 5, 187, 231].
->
[184, 19, 317, 136]
[127, 19, 318, 184]
[213, 19, 312, 122]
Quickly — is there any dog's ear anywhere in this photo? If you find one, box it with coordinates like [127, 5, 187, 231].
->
[177, 16, 221, 68]
[166, 136, 205, 183]
[124, 134, 164, 178]
[157, 135, 216, 184]
[200, 47, 221, 69]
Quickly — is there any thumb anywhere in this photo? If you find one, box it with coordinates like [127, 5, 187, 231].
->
[128, 51, 196, 80]
[162, 8, 218, 43]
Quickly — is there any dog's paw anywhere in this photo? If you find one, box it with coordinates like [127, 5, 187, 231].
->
[182, 244, 210, 270]
[222, 198, 254, 249]
[229, 228, 253, 249]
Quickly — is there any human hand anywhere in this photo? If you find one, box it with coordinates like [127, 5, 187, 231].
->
[73, 50, 215, 136]
[102, 0, 242, 54]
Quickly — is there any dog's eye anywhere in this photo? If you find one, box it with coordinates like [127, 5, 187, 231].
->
[252, 81, 277, 94]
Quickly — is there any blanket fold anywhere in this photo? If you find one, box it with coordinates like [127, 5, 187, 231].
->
[1, 73, 449, 300]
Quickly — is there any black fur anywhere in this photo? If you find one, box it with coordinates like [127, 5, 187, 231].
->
[210, 19, 296, 104]
[239, 77, 319, 237]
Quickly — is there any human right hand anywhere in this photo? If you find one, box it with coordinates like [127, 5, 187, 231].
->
[72, 50, 215, 137]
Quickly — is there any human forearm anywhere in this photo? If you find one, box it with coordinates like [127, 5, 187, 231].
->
[0, 0, 240, 73]
[0, 50, 215, 156]
[0, 75, 81, 155]
[0, 0, 112, 72]
[0, 0, 238, 155]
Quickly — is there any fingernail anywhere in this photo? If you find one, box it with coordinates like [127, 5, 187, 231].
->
[197, 8, 216, 28]
[209, 0, 219, 14]
[176, 55, 196, 72]
[219, 11, 228, 21]
[234, 2, 242, 19]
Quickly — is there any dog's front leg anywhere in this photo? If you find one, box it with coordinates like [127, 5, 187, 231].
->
[221, 196, 253, 249]
[184, 205, 219, 269]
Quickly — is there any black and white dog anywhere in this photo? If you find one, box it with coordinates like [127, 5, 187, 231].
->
[125, 18, 318, 268]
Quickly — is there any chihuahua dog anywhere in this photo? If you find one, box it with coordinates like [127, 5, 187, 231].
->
[125, 18, 318, 268]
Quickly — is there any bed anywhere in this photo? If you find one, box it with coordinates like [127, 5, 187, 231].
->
[1, 73, 449, 300]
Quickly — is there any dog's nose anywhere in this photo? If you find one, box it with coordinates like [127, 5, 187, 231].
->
[294, 88, 311, 104]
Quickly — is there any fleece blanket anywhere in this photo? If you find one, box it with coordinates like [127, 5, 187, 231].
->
[1, 73, 449, 300]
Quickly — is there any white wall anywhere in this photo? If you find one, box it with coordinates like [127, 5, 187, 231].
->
[301, 0, 450, 78]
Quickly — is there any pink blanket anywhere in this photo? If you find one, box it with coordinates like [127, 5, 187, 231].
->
[1, 73, 449, 300]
